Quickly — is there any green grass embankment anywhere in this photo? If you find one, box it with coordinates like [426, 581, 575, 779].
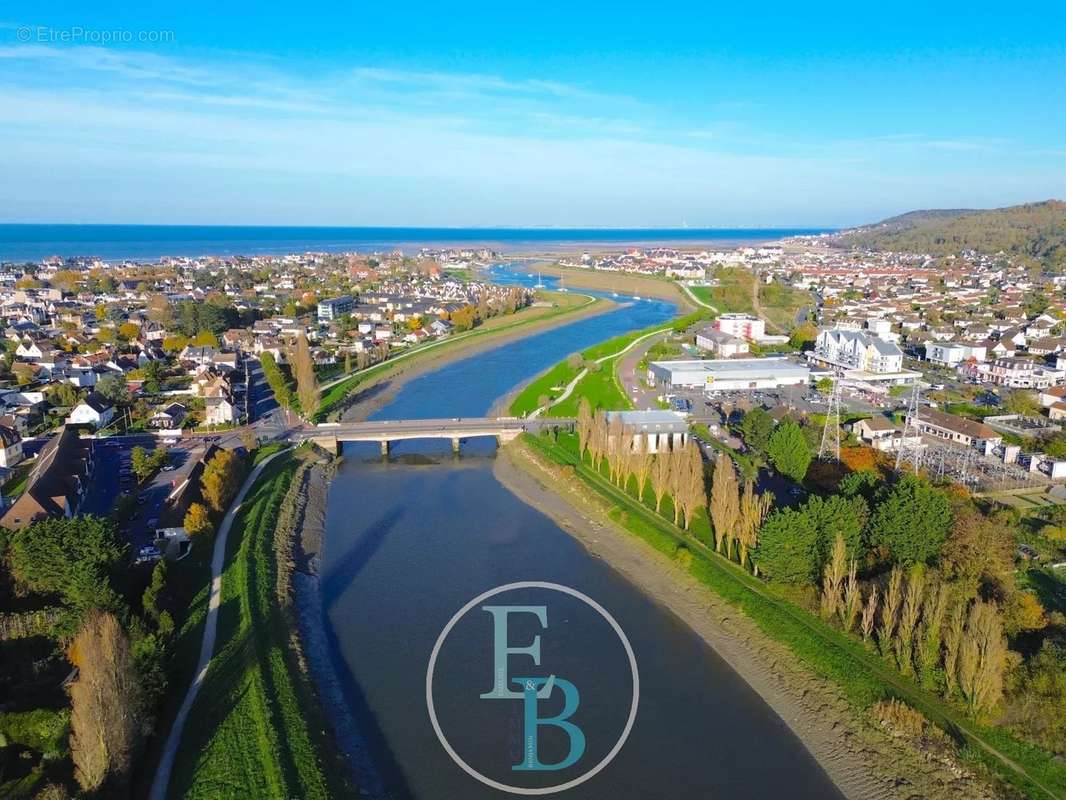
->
[169, 451, 338, 800]
[509, 309, 710, 417]
[315, 292, 601, 421]
[520, 431, 1066, 800]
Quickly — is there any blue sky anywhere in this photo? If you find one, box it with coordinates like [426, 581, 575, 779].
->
[1, 1, 1064, 227]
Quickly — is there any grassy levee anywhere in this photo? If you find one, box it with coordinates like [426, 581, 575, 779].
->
[509, 309, 711, 417]
[169, 452, 337, 800]
[315, 291, 601, 421]
[520, 431, 1066, 800]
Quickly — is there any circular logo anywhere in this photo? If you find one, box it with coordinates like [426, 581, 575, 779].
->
[426, 581, 639, 795]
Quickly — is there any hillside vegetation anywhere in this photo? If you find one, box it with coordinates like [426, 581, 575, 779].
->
[836, 200, 1066, 270]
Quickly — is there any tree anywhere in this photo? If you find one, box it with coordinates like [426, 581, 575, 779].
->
[162, 334, 188, 353]
[1004, 389, 1040, 417]
[192, 329, 219, 348]
[1005, 639, 1066, 753]
[867, 475, 952, 566]
[140, 359, 165, 394]
[803, 494, 867, 565]
[678, 441, 706, 530]
[820, 533, 847, 620]
[651, 451, 671, 513]
[184, 502, 213, 537]
[9, 517, 124, 612]
[738, 407, 774, 454]
[291, 334, 320, 419]
[95, 372, 131, 405]
[201, 449, 242, 513]
[766, 419, 812, 482]
[260, 352, 294, 410]
[815, 377, 834, 394]
[344, 351, 352, 375]
[709, 452, 739, 554]
[957, 600, 1007, 714]
[789, 321, 818, 351]
[47, 381, 79, 408]
[68, 611, 142, 792]
[576, 398, 593, 458]
[939, 505, 1015, 593]
[752, 507, 820, 583]
[118, 322, 140, 342]
[736, 479, 771, 569]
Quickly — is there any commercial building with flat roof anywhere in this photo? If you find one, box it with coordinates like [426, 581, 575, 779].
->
[647, 357, 810, 392]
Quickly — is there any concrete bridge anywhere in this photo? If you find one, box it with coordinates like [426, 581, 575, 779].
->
[299, 417, 573, 455]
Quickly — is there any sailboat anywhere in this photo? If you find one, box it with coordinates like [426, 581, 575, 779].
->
[534, 271, 545, 289]
[558, 274, 568, 292]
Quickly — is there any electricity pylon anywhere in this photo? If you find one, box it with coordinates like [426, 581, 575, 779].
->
[818, 371, 843, 462]
[895, 379, 923, 474]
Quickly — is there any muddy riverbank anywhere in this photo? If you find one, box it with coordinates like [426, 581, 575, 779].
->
[493, 440, 1005, 800]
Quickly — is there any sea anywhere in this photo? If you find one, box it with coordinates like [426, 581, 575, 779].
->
[0, 224, 832, 262]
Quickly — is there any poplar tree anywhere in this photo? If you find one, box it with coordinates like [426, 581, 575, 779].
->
[860, 586, 879, 642]
[709, 452, 739, 554]
[651, 451, 671, 513]
[576, 398, 593, 459]
[736, 479, 772, 569]
[916, 581, 949, 684]
[291, 333, 320, 418]
[680, 442, 706, 530]
[633, 437, 654, 501]
[958, 600, 1006, 714]
[878, 567, 904, 658]
[820, 533, 847, 621]
[942, 601, 966, 696]
[841, 560, 861, 632]
[668, 446, 685, 525]
[895, 569, 925, 676]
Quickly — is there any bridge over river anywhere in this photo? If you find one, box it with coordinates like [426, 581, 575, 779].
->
[296, 417, 573, 454]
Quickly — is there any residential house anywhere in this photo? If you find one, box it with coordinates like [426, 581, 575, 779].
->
[67, 393, 115, 429]
[0, 426, 94, 529]
[149, 402, 187, 430]
[0, 424, 23, 468]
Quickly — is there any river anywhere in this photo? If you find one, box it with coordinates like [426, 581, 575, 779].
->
[315, 266, 843, 799]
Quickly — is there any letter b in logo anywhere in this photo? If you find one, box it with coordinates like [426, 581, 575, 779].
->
[512, 677, 586, 771]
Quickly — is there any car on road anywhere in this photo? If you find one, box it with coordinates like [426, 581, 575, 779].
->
[161, 464, 176, 471]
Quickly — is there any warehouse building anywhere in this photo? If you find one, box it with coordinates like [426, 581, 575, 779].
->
[647, 357, 810, 392]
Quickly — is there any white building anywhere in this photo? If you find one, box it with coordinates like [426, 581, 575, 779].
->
[814, 329, 904, 375]
[713, 313, 766, 341]
[925, 341, 988, 367]
[695, 327, 749, 358]
[648, 357, 810, 392]
[0, 424, 24, 468]
[986, 358, 1061, 389]
[67, 394, 115, 429]
[604, 410, 688, 453]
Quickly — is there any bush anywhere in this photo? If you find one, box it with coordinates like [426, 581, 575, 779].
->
[871, 698, 936, 740]
[0, 709, 70, 758]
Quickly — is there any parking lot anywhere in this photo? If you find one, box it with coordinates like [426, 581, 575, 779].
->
[81, 436, 219, 555]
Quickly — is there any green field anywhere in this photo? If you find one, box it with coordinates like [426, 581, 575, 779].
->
[168, 452, 337, 800]
[509, 309, 710, 417]
[521, 432, 1066, 800]
[689, 268, 811, 331]
[315, 292, 600, 421]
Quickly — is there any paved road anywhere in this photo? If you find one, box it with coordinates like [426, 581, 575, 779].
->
[148, 448, 288, 800]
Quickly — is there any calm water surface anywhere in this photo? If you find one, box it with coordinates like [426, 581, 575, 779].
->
[318, 268, 842, 799]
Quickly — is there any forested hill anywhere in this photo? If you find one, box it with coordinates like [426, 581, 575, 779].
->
[835, 200, 1066, 269]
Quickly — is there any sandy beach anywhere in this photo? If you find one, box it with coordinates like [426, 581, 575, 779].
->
[494, 441, 1004, 800]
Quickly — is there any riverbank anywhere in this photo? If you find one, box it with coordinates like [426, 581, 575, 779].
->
[290, 458, 391, 798]
[494, 439, 1006, 800]
[527, 262, 695, 310]
[334, 292, 615, 422]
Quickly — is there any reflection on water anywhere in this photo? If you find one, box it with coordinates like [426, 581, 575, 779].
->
[317, 266, 842, 799]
